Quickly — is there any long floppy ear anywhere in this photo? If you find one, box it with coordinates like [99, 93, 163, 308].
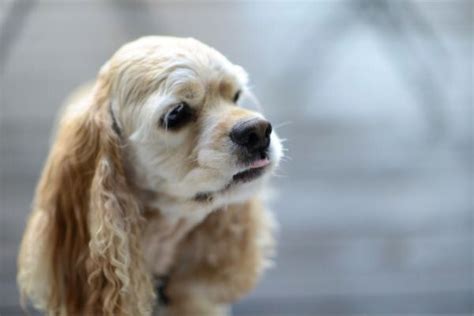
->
[23, 64, 154, 315]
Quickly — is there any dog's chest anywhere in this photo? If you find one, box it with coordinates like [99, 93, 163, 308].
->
[141, 201, 214, 276]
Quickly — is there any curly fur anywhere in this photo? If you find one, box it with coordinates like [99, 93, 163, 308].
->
[18, 64, 154, 315]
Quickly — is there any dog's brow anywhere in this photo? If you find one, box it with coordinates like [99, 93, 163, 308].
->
[219, 78, 240, 99]
[167, 75, 204, 101]
[179, 84, 201, 100]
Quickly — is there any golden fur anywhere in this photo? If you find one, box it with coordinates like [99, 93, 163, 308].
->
[17, 36, 282, 315]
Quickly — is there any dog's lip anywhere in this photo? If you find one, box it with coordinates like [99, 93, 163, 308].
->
[232, 158, 271, 183]
[248, 158, 271, 169]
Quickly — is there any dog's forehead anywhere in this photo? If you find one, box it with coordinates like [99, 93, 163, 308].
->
[109, 36, 249, 112]
[166, 66, 243, 97]
[116, 36, 246, 87]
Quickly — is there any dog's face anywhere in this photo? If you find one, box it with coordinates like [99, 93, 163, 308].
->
[107, 37, 282, 204]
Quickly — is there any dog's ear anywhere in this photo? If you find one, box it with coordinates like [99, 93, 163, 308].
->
[31, 63, 154, 315]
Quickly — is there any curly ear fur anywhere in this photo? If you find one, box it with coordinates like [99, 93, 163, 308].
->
[18, 65, 155, 315]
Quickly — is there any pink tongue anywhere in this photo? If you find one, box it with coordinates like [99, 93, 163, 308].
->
[249, 158, 270, 169]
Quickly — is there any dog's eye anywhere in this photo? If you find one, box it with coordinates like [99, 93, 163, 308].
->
[233, 90, 241, 103]
[160, 102, 194, 130]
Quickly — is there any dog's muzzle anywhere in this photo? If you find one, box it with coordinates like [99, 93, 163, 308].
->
[229, 117, 273, 183]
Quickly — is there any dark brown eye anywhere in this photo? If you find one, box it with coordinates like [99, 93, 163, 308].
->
[233, 90, 241, 103]
[160, 102, 194, 130]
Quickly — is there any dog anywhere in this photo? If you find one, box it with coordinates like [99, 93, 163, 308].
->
[17, 36, 283, 316]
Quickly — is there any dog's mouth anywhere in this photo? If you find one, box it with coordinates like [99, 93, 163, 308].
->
[194, 158, 271, 202]
[232, 158, 270, 184]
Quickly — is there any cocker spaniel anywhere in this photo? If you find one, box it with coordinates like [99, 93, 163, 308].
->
[17, 36, 283, 316]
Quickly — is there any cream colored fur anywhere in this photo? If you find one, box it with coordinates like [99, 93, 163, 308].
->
[17, 36, 282, 316]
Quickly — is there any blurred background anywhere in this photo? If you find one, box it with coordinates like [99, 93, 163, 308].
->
[0, 0, 472, 315]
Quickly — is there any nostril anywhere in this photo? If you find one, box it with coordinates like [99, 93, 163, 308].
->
[247, 132, 259, 147]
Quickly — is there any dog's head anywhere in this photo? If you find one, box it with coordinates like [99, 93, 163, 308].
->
[105, 36, 282, 204]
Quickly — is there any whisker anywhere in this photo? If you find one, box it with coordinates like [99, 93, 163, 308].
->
[277, 156, 292, 164]
[273, 121, 293, 129]
[271, 172, 287, 179]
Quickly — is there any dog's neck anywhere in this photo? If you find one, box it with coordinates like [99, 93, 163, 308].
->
[138, 185, 253, 277]
[146, 190, 216, 225]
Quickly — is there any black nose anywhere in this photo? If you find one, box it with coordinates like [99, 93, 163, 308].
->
[230, 118, 272, 152]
